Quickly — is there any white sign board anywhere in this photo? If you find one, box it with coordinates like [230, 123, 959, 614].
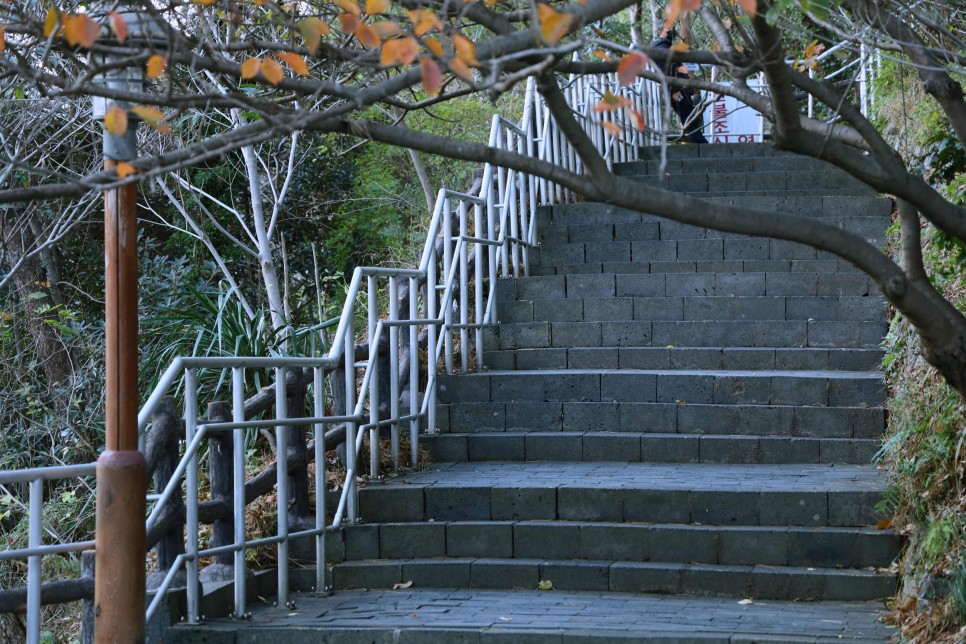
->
[702, 80, 764, 143]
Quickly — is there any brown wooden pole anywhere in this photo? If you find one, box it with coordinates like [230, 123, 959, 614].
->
[94, 165, 146, 642]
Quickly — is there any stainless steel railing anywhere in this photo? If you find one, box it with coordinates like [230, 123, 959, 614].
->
[0, 70, 667, 643]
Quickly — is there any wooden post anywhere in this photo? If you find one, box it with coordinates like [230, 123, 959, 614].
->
[147, 397, 184, 588]
[200, 402, 234, 581]
[95, 173, 146, 643]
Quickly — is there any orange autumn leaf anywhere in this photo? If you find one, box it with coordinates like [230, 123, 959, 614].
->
[629, 109, 646, 131]
[109, 12, 127, 42]
[43, 10, 61, 38]
[421, 56, 442, 95]
[298, 18, 331, 54]
[191, 0, 217, 6]
[380, 36, 419, 67]
[372, 20, 402, 39]
[664, 0, 682, 28]
[104, 106, 128, 136]
[0, 28, 5, 53]
[339, 12, 361, 34]
[131, 105, 171, 134]
[592, 49, 612, 62]
[670, 41, 689, 52]
[738, 0, 756, 17]
[452, 33, 480, 66]
[424, 37, 443, 57]
[594, 90, 631, 112]
[115, 162, 137, 179]
[602, 121, 622, 137]
[335, 0, 361, 16]
[260, 57, 284, 85]
[275, 51, 310, 75]
[536, 4, 572, 45]
[407, 9, 442, 36]
[146, 54, 167, 78]
[449, 57, 472, 81]
[355, 24, 380, 48]
[484, 0, 496, 6]
[804, 39, 825, 59]
[241, 57, 261, 79]
[617, 52, 647, 87]
[64, 14, 100, 49]
[366, 0, 390, 14]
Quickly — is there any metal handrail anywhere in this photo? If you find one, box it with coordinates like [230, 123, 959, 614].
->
[0, 70, 666, 643]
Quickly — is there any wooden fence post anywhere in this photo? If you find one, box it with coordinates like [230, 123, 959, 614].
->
[200, 401, 234, 582]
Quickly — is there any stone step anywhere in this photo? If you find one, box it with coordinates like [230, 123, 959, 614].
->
[501, 273, 880, 302]
[438, 370, 884, 408]
[488, 319, 886, 350]
[483, 347, 882, 372]
[638, 142, 799, 159]
[496, 296, 885, 326]
[530, 259, 867, 277]
[422, 432, 881, 465]
[357, 462, 887, 527]
[470, 369, 885, 406]
[540, 196, 891, 226]
[167, 587, 897, 641]
[615, 156, 832, 175]
[435, 401, 884, 438]
[340, 521, 900, 570]
[329, 558, 896, 601]
[530, 239, 884, 269]
[616, 170, 874, 196]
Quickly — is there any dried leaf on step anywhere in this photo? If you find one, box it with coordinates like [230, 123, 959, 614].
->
[393, 580, 414, 589]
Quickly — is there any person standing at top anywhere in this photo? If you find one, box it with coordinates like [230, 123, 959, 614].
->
[650, 27, 709, 144]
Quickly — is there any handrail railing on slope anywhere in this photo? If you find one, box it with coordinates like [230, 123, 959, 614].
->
[0, 70, 666, 644]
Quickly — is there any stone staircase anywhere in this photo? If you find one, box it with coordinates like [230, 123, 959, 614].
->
[169, 143, 900, 642]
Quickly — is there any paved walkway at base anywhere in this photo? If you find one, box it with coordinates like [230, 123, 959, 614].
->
[182, 588, 894, 642]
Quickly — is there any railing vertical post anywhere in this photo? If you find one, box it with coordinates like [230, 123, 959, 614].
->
[497, 150, 510, 276]
[231, 367, 247, 619]
[26, 478, 41, 644]
[408, 276, 420, 464]
[275, 366, 290, 608]
[184, 368, 200, 623]
[442, 200, 454, 374]
[473, 204, 484, 369]
[344, 316, 359, 521]
[458, 201, 469, 372]
[313, 366, 327, 592]
[367, 277, 381, 477]
[808, 67, 815, 119]
[425, 267, 437, 434]
[388, 277, 400, 471]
